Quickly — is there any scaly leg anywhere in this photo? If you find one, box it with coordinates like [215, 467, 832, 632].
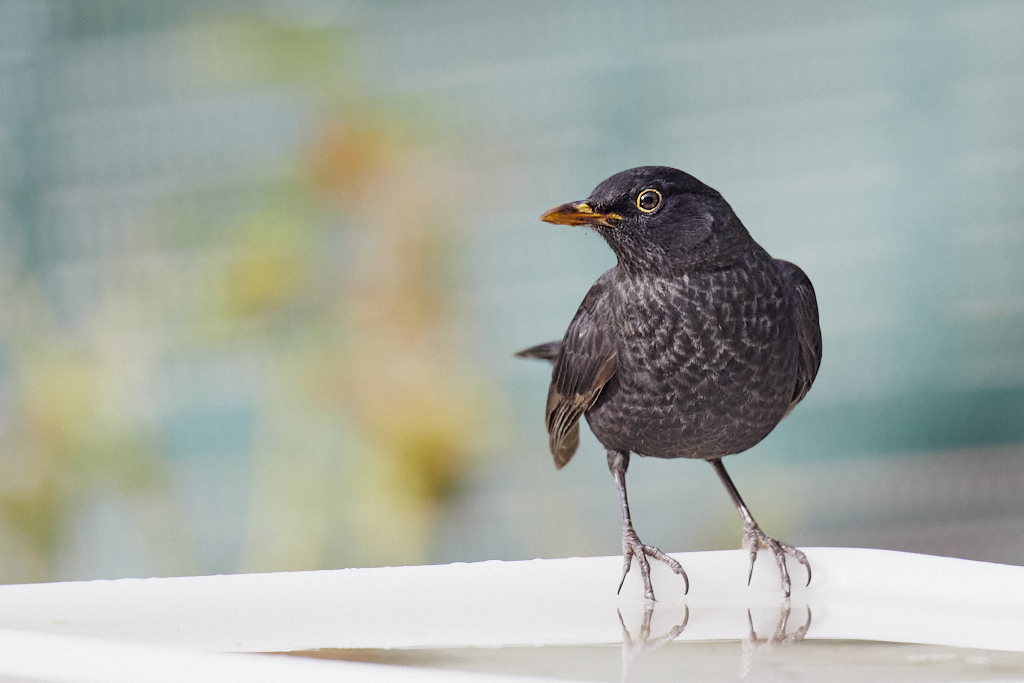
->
[709, 458, 811, 597]
[609, 450, 689, 600]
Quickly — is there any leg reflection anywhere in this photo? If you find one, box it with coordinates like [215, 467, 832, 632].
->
[618, 602, 688, 682]
[740, 599, 811, 677]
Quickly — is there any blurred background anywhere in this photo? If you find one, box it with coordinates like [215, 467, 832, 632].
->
[0, 0, 1021, 583]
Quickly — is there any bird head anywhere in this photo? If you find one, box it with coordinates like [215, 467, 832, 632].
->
[540, 166, 753, 275]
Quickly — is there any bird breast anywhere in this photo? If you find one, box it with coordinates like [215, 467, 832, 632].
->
[586, 252, 800, 460]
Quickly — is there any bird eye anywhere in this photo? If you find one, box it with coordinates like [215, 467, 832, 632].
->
[636, 189, 662, 213]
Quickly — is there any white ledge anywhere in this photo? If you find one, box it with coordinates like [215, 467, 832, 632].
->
[0, 548, 1021, 651]
[0, 548, 1020, 681]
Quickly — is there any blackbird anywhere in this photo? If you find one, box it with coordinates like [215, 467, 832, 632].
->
[516, 166, 820, 600]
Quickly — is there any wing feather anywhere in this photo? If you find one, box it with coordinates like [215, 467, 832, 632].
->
[776, 259, 821, 415]
[544, 276, 618, 468]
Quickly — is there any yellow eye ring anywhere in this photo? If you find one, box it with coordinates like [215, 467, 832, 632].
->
[636, 189, 662, 213]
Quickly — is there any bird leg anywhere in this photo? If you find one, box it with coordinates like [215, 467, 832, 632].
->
[609, 450, 689, 600]
[709, 458, 810, 598]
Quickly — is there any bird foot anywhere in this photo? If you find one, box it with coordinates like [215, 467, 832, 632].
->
[619, 603, 689, 653]
[618, 603, 688, 683]
[740, 600, 811, 677]
[746, 600, 811, 647]
[618, 528, 688, 600]
[742, 523, 810, 598]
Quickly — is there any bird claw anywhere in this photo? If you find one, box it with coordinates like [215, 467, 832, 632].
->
[619, 603, 689, 653]
[618, 529, 689, 600]
[618, 603, 689, 682]
[742, 523, 810, 598]
[746, 600, 812, 647]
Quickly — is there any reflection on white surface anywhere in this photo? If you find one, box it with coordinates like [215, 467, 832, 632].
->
[0, 548, 1022, 681]
[357, 640, 1024, 683]
[0, 628, 566, 683]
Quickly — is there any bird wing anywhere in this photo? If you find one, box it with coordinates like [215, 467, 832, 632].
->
[545, 278, 618, 469]
[776, 259, 821, 414]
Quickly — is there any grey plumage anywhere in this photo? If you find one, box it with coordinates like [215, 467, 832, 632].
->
[518, 166, 820, 600]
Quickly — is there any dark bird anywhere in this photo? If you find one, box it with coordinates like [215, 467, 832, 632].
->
[516, 166, 820, 600]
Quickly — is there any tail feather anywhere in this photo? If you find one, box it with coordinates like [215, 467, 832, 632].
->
[514, 340, 561, 363]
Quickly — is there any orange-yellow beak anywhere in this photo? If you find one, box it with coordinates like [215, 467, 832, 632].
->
[540, 201, 620, 228]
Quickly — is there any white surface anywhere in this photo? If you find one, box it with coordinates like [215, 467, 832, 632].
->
[0, 629, 566, 683]
[0, 548, 1021, 681]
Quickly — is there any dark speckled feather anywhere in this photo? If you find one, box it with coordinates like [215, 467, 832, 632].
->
[587, 247, 800, 460]
[517, 166, 820, 600]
